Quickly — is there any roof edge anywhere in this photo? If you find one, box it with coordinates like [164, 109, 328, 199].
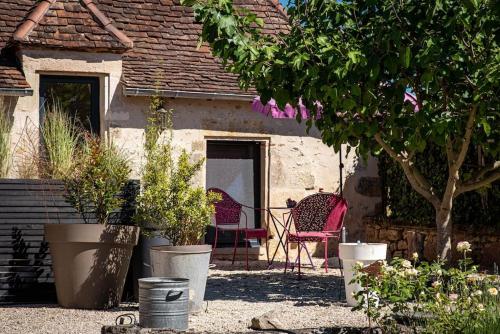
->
[266, 0, 288, 19]
[12, 0, 56, 42]
[0, 88, 33, 97]
[123, 87, 254, 101]
[81, 0, 133, 48]
[12, 0, 133, 49]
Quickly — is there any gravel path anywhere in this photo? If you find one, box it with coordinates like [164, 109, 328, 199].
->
[0, 260, 367, 334]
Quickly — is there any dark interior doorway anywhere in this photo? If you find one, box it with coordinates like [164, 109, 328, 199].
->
[206, 140, 262, 246]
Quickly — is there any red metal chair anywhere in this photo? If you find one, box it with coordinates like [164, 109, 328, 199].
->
[208, 187, 269, 270]
[285, 193, 348, 276]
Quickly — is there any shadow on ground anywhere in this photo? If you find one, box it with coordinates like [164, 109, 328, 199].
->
[206, 261, 346, 306]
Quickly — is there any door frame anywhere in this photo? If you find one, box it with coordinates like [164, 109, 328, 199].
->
[205, 139, 267, 247]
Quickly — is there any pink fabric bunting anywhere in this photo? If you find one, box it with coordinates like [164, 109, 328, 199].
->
[252, 92, 419, 119]
[251, 97, 313, 119]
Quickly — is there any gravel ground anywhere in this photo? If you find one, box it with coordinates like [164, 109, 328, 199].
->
[0, 260, 367, 334]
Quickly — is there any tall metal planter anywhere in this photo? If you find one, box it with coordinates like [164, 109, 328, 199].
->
[150, 244, 211, 313]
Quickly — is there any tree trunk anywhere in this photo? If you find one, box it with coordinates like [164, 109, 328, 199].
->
[436, 202, 453, 261]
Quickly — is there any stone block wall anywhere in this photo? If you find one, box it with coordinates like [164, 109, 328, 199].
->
[364, 217, 500, 268]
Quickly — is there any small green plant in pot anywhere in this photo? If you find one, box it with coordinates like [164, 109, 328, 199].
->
[135, 104, 220, 313]
[45, 135, 140, 309]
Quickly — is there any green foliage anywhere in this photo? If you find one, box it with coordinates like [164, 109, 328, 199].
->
[41, 102, 80, 179]
[463, 293, 500, 334]
[0, 108, 11, 178]
[64, 136, 131, 225]
[353, 246, 500, 333]
[183, 0, 499, 158]
[135, 99, 220, 246]
[379, 147, 500, 227]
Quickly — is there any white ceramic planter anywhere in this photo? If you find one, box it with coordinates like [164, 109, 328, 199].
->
[339, 242, 387, 307]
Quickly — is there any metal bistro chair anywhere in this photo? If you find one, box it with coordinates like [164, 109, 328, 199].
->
[208, 188, 270, 270]
[285, 192, 348, 276]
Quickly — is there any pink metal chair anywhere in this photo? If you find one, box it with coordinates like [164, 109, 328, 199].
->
[208, 188, 269, 270]
[285, 193, 348, 276]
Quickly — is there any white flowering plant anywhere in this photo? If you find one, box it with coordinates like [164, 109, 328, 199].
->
[352, 242, 500, 333]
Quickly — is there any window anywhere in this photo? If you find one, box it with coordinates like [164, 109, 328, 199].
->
[39, 75, 100, 134]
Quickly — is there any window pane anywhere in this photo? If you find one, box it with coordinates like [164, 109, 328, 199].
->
[40, 77, 99, 134]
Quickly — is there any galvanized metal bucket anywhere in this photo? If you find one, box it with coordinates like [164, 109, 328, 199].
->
[138, 277, 189, 330]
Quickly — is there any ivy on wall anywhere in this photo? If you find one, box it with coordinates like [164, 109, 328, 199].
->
[379, 146, 500, 228]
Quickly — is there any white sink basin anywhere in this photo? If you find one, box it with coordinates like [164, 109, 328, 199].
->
[339, 242, 387, 307]
[339, 242, 388, 261]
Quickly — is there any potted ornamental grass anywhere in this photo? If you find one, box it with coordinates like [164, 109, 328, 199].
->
[44, 129, 139, 309]
[135, 104, 220, 313]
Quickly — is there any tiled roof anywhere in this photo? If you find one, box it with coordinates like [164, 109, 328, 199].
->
[0, 1, 32, 92]
[0, 0, 287, 97]
[12, 0, 132, 51]
[101, 0, 288, 96]
[0, 57, 31, 91]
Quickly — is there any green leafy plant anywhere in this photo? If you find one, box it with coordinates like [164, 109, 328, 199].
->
[41, 102, 80, 179]
[181, 0, 500, 260]
[135, 98, 220, 246]
[353, 243, 500, 333]
[0, 108, 11, 178]
[64, 136, 131, 224]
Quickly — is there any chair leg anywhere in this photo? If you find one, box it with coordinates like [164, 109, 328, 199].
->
[284, 236, 289, 273]
[211, 228, 218, 263]
[265, 237, 270, 266]
[232, 229, 239, 265]
[245, 232, 249, 271]
[324, 238, 328, 273]
[297, 240, 302, 278]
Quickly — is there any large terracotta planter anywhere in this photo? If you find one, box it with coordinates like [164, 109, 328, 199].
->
[45, 224, 140, 309]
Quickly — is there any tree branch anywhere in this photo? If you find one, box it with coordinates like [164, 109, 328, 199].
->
[474, 161, 500, 180]
[375, 133, 440, 208]
[445, 138, 456, 170]
[453, 106, 477, 172]
[456, 169, 500, 196]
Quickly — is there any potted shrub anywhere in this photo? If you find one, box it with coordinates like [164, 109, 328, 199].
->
[44, 135, 139, 309]
[135, 106, 220, 313]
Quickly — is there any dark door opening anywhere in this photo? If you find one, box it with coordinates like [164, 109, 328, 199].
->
[39, 75, 100, 134]
[206, 140, 262, 247]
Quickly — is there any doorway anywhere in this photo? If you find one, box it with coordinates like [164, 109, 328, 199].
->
[206, 140, 262, 246]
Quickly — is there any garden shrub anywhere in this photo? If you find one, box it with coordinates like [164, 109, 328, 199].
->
[134, 99, 220, 246]
[379, 146, 500, 227]
[64, 136, 131, 225]
[353, 242, 500, 333]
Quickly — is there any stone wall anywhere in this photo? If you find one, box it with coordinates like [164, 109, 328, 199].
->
[364, 217, 500, 268]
